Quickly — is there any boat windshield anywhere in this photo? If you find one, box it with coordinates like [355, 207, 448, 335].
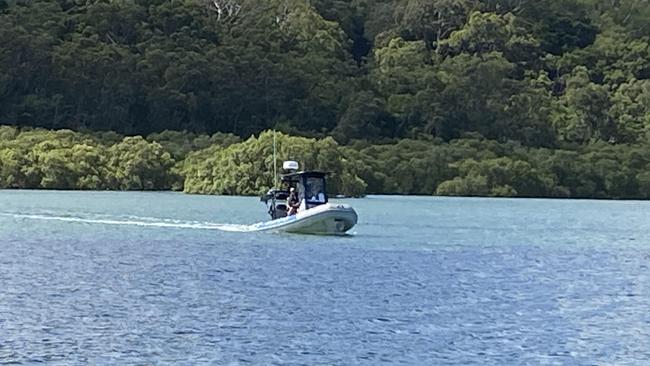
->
[305, 177, 326, 203]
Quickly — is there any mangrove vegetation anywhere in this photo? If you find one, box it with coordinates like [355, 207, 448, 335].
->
[3, 126, 650, 199]
[1, 0, 650, 198]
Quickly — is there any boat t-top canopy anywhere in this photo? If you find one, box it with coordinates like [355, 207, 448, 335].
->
[281, 171, 329, 207]
[281, 171, 328, 181]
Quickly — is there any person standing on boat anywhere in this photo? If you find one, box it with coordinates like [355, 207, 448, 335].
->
[287, 187, 299, 215]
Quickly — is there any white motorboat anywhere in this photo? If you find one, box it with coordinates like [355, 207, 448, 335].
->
[257, 162, 358, 235]
[251, 202, 357, 235]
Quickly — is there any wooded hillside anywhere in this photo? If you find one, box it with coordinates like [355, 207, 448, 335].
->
[2, 1, 650, 198]
[2, 0, 649, 146]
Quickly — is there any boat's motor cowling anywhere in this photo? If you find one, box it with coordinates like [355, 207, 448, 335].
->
[274, 204, 288, 219]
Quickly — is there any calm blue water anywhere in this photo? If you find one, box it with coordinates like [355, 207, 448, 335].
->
[1, 191, 650, 365]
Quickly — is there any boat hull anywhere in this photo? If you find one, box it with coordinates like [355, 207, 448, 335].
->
[251, 203, 357, 235]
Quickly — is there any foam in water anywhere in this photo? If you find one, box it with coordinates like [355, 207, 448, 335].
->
[0, 212, 254, 232]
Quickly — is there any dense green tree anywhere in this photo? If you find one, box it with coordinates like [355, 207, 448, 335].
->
[0, 127, 179, 190]
[519, 0, 598, 55]
[396, 0, 471, 50]
[332, 91, 395, 143]
[371, 37, 440, 135]
[609, 79, 650, 142]
[106, 137, 178, 190]
[3, 126, 650, 199]
[553, 28, 650, 86]
[2, 0, 650, 200]
[552, 66, 613, 143]
[0, 0, 647, 148]
[580, 0, 650, 38]
[147, 130, 241, 160]
[441, 11, 540, 65]
[436, 157, 554, 197]
[182, 131, 367, 196]
[433, 51, 515, 139]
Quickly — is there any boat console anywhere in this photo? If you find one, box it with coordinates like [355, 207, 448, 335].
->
[262, 171, 328, 219]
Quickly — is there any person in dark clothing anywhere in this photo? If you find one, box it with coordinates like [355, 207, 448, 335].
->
[287, 187, 299, 215]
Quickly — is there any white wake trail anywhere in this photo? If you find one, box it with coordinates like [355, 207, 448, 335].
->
[0, 212, 254, 232]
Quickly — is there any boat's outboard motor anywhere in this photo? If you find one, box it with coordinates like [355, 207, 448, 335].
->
[263, 189, 291, 219]
[262, 161, 302, 220]
[273, 190, 290, 219]
[274, 204, 288, 219]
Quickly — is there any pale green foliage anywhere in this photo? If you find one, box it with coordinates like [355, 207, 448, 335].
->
[609, 79, 650, 142]
[3, 126, 650, 199]
[281, 1, 350, 56]
[372, 37, 439, 118]
[374, 37, 431, 93]
[552, 66, 613, 143]
[147, 130, 240, 160]
[28, 140, 107, 189]
[106, 137, 178, 190]
[443, 11, 539, 61]
[436, 175, 490, 196]
[182, 131, 367, 196]
[556, 28, 650, 86]
[0, 127, 178, 190]
[436, 157, 554, 197]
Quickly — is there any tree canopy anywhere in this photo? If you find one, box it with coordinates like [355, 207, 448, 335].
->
[1, 0, 649, 146]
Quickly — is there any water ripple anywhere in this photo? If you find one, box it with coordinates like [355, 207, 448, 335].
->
[1, 192, 650, 364]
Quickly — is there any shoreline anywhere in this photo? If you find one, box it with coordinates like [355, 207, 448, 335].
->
[2, 188, 649, 202]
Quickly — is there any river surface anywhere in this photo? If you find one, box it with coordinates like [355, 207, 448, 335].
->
[1, 191, 650, 365]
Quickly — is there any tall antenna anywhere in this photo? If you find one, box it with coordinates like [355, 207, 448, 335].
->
[273, 130, 278, 188]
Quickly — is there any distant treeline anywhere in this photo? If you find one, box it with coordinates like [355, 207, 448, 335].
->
[1, 0, 650, 147]
[3, 126, 650, 199]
